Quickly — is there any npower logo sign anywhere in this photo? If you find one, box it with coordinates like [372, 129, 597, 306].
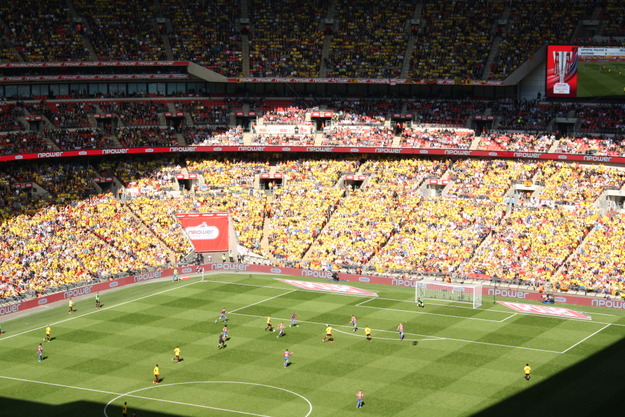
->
[186, 223, 220, 240]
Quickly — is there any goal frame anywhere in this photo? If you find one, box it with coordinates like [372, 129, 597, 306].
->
[416, 280, 482, 309]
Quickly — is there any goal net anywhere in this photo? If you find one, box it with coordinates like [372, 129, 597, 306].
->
[416, 281, 482, 309]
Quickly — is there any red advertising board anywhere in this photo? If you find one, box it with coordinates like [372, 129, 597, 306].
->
[2, 263, 625, 318]
[2, 146, 623, 164]
[175, 213, 230, 252]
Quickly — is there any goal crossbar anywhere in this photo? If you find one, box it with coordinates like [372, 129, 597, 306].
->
[416, 281, 482, 309]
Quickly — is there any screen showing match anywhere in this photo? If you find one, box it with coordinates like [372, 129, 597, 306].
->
[546, 45, 625, 98]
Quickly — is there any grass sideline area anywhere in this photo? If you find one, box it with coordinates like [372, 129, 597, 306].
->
[577, 61, 625, 97]
[1, 273, 625, 417]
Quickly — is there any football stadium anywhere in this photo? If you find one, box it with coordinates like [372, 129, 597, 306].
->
[1, 1, 625, 416]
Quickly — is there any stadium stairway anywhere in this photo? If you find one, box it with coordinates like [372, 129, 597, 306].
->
[259, 194, 273, 254]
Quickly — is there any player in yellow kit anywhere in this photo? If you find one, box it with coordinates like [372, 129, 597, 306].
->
[322, 325, 334, 342]
[153, 364, 160, 384]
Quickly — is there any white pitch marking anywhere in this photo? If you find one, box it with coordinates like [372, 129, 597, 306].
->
[230, 312, 563, 354]
[230, 290, 296, 313]
[332, 327, 443, 342]
[0, 375, 313, 417]
[103, 381, 313, 417]
[560, 323, 612, 354]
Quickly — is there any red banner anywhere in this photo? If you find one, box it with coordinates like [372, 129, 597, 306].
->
[175, 213, 230, 252]
[2, 146, 622, 164]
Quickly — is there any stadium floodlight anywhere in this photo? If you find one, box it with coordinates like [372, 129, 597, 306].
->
[416, 280, 482, 309]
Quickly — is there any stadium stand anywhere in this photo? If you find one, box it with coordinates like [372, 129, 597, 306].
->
[248, 0, 324, 77]
[2, 1, 625, 306]
[162, 0, 242, 76]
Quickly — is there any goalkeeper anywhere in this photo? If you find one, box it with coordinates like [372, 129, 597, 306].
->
[417, 298, 425, 308]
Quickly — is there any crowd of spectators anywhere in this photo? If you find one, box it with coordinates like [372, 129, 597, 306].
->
[260, 104, 307, 125]
[73, 0, 166, 61]
[163, 0, 242, 76]
[48, 128, 113, 150]
[489, 1, 589, 79]
[306, 158, 450, 269]
[0, 193, 175, 300]
[0, 103, 26, 132]
[409, 0, 502, 80]
[326, 0, 409, 78]
[115, 127, 179, 148]
[446, 159, 538, 202]
[95, 157, 182, 189]
[35, 101, 96, 129]
[188, 126, 243, 146]
[576, 104, 625, 135]
[559, 210, 625, 295]
[3, 154, 625, 300]
[248, 0, 324, 77]
[10, 162, 98, 204]
[532, 161, 625, 206]
[250, 134, 315, 146]
[406, 100, 486, 127]
[0, 0, 623, 82]
[174, 100, 232, 126]
[267, 157, 360, 260]
[463, 205, 594, 284]
[1, 97, 625, 156]
[371, 198, 506, 275]
[0, 1, 90, 62]
[476, 132, 555, 152]
[596, 0, 625, 38]
[553, 135, 625, 156]
[493, 100, 578, 132]
[0, 132, 54, 155]
[102, 101, 168, 126]
[400, 128, 474, 149]
[321, 125, 393, 147]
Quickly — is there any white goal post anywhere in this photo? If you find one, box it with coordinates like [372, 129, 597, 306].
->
[416, 280, 483, 309]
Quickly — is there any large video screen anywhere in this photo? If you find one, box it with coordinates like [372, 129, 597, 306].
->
[546, 45, 625, 98]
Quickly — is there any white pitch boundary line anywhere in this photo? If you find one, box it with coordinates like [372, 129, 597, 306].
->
[229, 312, 563, 354]
[0, 280, 202, 343]
[230, 290, 296, 313]
[560, 323, 612, 354]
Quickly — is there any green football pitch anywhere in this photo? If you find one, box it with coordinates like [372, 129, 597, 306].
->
[1, 273, 625, 417]
[577, 61, 625, 97]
